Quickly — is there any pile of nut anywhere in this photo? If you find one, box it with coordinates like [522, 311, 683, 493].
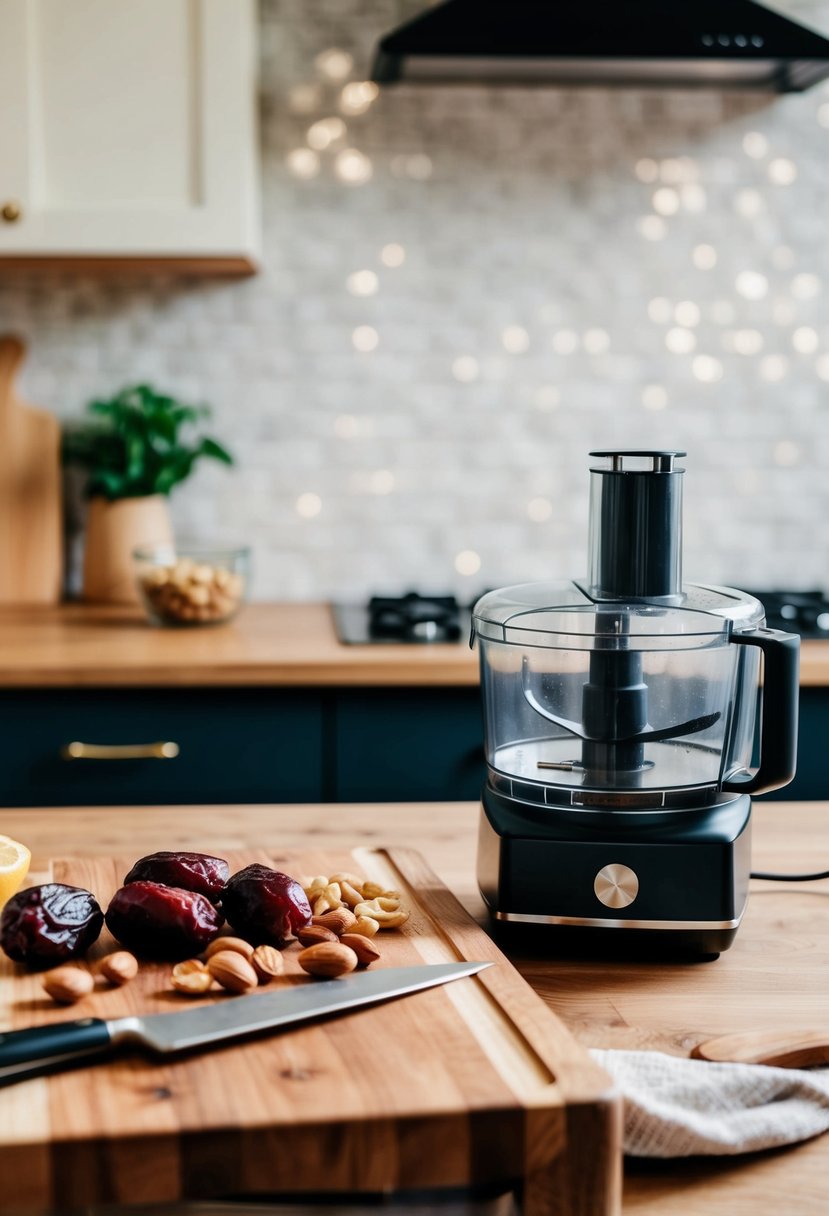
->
[0, 854, 410, 1005]
[139, 557, 244, 625]
[302, 872, 410, 929]
[171, 938, 286, 995]
[169, 869, 409, 994]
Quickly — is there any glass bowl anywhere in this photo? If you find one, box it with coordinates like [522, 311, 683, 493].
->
[134, 544, 251, 627]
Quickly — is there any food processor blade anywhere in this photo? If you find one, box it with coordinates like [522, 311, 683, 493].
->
[520, 656, 721, 744]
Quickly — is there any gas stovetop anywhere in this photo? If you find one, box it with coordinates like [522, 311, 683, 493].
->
[745, 589, 829, 639]
[333, 588, 829, 645]
[332, 593, 471, 644]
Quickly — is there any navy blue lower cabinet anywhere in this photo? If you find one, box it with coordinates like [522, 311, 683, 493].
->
[0, 688, 323, 807]
[2, 681, 823, 808]
[334, 688, 485, 802]
[757, 688, 829, 802]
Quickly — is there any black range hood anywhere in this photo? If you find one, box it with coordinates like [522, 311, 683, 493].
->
[371, 0, 829, 91]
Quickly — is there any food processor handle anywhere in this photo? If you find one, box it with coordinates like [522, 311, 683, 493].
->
[723, 628, 800, 796]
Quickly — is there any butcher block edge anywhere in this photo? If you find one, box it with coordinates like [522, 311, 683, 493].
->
[0, 846, 620, 1215]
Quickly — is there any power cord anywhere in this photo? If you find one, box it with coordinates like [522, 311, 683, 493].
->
[751, 869, 829, 882]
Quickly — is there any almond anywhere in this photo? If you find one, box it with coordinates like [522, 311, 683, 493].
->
[340, 933, 381, 968]
[297, 924, 339, 947]
[205, 936, 255, 961]
[251, 944, 284, 983]
[312, 908, 357, 936]
[207, 950, 258, 994]
[297, 942, 358, 979]
[99, 951, 139, 986]
[42, 965, 94, 1004]
[171, 959, 213, 995]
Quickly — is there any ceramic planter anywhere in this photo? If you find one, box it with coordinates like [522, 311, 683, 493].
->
[82, 494, 173, 604]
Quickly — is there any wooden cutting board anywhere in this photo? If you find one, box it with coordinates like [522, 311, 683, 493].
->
[0, 847, 620, 1215]
[0, 335, 63, 604]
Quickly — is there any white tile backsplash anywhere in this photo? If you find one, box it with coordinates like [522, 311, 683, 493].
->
[3, 0, 829, 600]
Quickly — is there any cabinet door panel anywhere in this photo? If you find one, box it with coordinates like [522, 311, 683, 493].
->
[0, 689, 321, 807]
[0, 0, 258, 258]
[756, 688, 829, 802]
[35, 1, 198, 209]
[0, 0, 29, 209]
[335, 690, 485, 802]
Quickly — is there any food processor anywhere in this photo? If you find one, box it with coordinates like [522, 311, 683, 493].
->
[472, 450, 799, 954]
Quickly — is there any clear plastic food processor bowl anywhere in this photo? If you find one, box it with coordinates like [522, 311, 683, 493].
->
[473, 581, 764, 807]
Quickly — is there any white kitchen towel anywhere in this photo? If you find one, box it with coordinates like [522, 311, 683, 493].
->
[590, 1049, 829, 1157]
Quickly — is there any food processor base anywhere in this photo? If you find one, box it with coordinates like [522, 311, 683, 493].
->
[478, 786, 752, 957]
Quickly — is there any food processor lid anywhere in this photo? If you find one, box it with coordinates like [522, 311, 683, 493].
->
[680, 582, 767, 628]
[473, 451, 765, 648]
[472, 580, 765, 649]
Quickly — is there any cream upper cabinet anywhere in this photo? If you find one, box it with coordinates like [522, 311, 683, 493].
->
[0, 0, 259, 270]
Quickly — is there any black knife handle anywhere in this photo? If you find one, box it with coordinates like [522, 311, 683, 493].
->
[0, 1018, 112, 1085]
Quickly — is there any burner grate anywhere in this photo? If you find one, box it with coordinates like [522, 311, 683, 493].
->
[331, 594, 469, 645]
[368, 593, 462, 642]
[744, 589, 829, 639]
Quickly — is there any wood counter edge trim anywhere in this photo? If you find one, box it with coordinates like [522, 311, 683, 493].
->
[4, 658, 829, 686]
[0, 657, 825, 686]
[0, 666, 479, 688]
[0, 653, 823, 688]
[0, 255, 258, 276]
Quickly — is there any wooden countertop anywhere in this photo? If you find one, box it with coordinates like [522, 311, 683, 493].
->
[4, 799, 828, 1216]
[0, 603, 478, 687]
[0, 602, 828, 688]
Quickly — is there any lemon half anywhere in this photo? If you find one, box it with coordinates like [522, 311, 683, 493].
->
[0, 836, 31, 906]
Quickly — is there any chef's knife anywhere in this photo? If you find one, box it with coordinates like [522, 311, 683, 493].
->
[0, 961, 489, 1086]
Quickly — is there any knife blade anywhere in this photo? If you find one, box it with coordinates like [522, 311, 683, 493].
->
[0, 961, 489, 1086]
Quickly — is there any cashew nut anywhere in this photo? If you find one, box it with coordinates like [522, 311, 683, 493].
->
[328, 872, 365, 893]
[351, 915, 380, 938]
[304, 874, 407, 926]
[361, 881, 393, 900]
[310, 882, 343, 916]
[354, 899, 410, 929]
[302, 875, 330, 902]
[338, 881, 364, 909]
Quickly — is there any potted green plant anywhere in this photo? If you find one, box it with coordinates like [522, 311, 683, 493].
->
[63, 385, 233, 603]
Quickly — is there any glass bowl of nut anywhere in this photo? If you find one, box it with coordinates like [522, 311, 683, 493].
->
[134, 544, 250, 627]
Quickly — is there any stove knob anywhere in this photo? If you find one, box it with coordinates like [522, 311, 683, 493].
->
[594, 863, 639, 909]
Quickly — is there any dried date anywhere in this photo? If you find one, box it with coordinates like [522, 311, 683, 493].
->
[105, 881, 223, 961]
[221, 864, 311, 947]
[0, 884, 103, 968]
[123, 851, 229, 903]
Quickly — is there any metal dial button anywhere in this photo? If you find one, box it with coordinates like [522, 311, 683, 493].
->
[1, 201, 22, 223]
[594, 863, 639, 909]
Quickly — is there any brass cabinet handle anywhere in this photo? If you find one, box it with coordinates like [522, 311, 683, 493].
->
[1, 201, 22, 223]
[61, 741, 180, 761]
